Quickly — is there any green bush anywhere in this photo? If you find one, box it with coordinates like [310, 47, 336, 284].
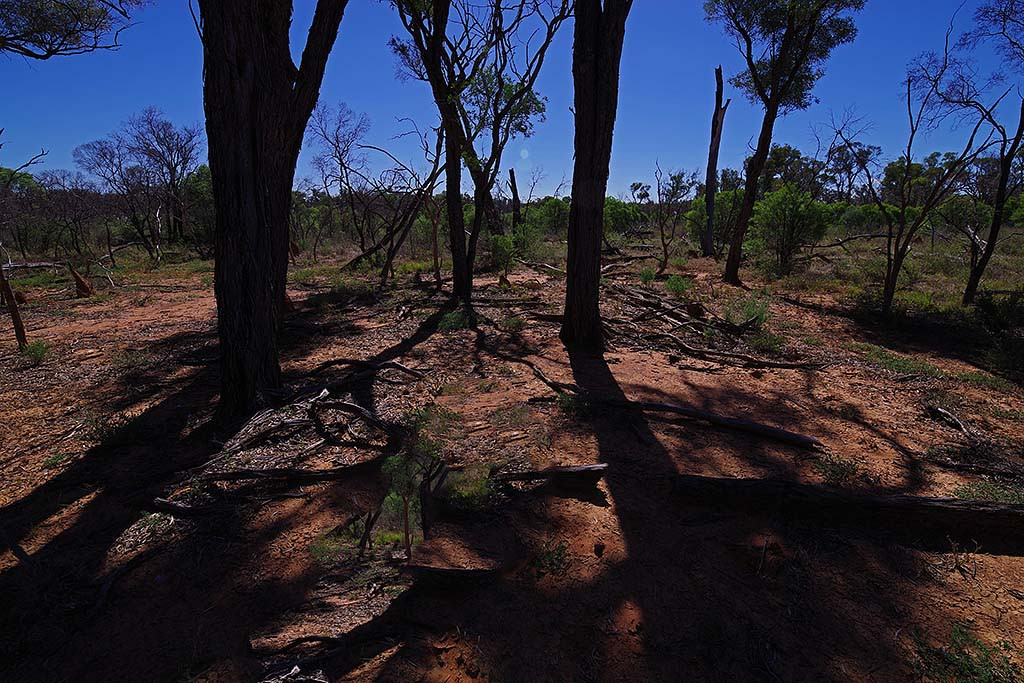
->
[638, 267, 656, 287]
[665, 274, 694, 298]
[21, 340, 49, 366]
[751, 183, 828, 276]
[439, 308, 476, 331]
[725, 289, 771, 331]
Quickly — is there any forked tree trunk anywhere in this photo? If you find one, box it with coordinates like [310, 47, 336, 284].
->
[723, 102, 778, 285]
[0, 265, 27, 351]
[703, 66, 730, 258]
[561, 0, 632, 349]
[198, 0, 347, 423]
[963, 98, 1024, 306]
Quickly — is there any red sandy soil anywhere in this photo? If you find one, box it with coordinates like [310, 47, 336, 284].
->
[1, 259, 1022, 682]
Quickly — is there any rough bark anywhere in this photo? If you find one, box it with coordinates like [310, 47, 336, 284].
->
[198, 0, 348, 422]
[724, 102, 778, 284]
[703, 65, 730, 258]
[561, 0, 633, 349]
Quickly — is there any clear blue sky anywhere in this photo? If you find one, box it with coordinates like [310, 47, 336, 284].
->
[0, 1, 1012, 197]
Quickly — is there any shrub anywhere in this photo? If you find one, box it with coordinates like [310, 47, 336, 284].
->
[665, 274, 694, 298]
[22, 340, 49, 366]
[751, 183, 828, 276]
[499, 316, 526, 333]
[725, 289, 771, 331]
[638, 267, 656, 287]
[439, 308, 475, 331]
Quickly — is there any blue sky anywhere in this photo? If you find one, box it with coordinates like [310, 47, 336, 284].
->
[0, 1, 1013, 197]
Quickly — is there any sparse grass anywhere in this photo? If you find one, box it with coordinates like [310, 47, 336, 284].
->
[530, 540, 570, 579]
[665, 274, 695, 298]
[329, 274, 373, 298]
[638, 267, 656, 287]
[557, 392, 591, 419]
[10, 269, 63, 289]
[21, 340, 50, 366]
[42, 452, 73, 469]
[844, 342, 944, 378]
[812, 454, 861, 487]
[309, 531, 346, 568]
[725, 289, 771, 331]
[956, 371, 1014, 392]
[112, 349, 149, 372]
[802, 335, 824, 347]
[439, 308, 476, 331]
[293, 267, 318, 286]
[953, 480, 1024, 505]
[669, 255, 689, 271]
[491, 404, 531, 429]
[911, 623, 1022, 683]
[499, 315, 526, 333]
[747, 330, 786, 355]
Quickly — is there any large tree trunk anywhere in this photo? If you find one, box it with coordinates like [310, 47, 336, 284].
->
[963, 98, 1024, 306]
[723, 102, 778, 285]
[444, 129, 471, 302]
[0, 264, 27, 351]
[199, 0, 347, 423]
[703, 66, 729, 258]
[561, 0, 632, 349]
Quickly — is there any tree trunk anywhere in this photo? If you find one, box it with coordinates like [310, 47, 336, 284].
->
[198, 0, 347, 423]
[723, 102, 778, 285]
[444, 129, 471, 302]
[0, 264, 28, 351]
[509, 168, 522, 231]
[703, 66, 730, 258]
[561, 0, 632, 349]
[963, 98, 1024, 306]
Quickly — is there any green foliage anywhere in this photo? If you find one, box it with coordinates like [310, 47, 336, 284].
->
[445, 464, 493, 512]
[725, 289, 771, 330]
[499, 316, 526, 333]
[812, 454, 860, 487]
[21, 340, 49, 366]
[529, 540, 570, 578]
[687, 188, 744, 257]
[490, 233, 517, 278]
[439, 308, 476, 331]
[604, 196, 645, 235]
[638, 267, 656, 286]
[752, 183, 829, 275]
[844, 342, 944, 377]
[309, 531, 346, 568]
[747, 330, 786, 354]
[705, 0, 865, 112]
[665, 274, 695, 298]
[911, 624, 1022, 683]
[42, 452, 73, 469]
[953, 480, 1024, 505]
[526, 196, 570, 236]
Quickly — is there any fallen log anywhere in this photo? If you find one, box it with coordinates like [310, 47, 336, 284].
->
[200, 458, 384, 484]
[492, 464, 608, 489]
[671, 474, 1024, 555]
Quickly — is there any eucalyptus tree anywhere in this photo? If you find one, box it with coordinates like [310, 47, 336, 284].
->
[560, 0, 633, 349]
[703, 65, 731, 257]
[196, 0, 349, 422]
[705, 0, 865, 284]
[391, 0, 570, 303]
[0, 0, 144, 60]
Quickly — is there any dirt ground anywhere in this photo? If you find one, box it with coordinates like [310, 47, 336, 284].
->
[1, 258, 1023, 682]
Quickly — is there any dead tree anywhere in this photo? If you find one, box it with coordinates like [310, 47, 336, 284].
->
[703, 65, 730, 257]
[561, 0, 633, 349]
